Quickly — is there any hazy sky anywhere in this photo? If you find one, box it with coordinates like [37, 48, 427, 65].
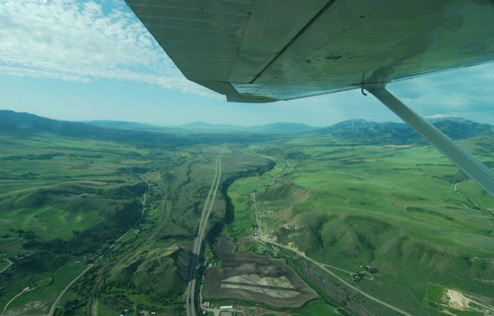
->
[1, 0, 493, 127]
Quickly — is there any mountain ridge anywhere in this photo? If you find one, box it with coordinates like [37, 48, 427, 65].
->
[177, 121, 316, 132]
[83, 120, 172, 131]
[319, 117, 494, 144]
[0, 110, 188, 148]
[1, 110, 493, 144]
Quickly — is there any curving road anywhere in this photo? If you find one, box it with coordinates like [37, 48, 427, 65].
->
[185, 145, 225, 316]
[2, 286, 34, 314]
[252, 192, 414, 316]
[0, 259, 13, 274]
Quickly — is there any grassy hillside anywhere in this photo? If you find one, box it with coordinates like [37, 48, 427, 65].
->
[0, 134, 160, 314]
[93, 146, 273, 315]
[3, 111, 494, 315]
[0, 112, 276, 315]
[0, 110, 269, 149]
[226, 133, 494, 315]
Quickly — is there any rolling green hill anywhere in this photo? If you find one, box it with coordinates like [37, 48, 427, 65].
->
[83, 120, 173, 132]
[0, 109, 184, 147]
[2, 110, 494, 316]
[178, 120, 316, 133]
[227, 132, 494, 316]
[0, 110, 264, 148]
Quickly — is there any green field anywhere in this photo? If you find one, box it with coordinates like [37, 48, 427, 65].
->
[0, 134, 159, 314]
[225, 134, 494, 316]
[294, 302, 342, 316]
[2, 117, 494, 316]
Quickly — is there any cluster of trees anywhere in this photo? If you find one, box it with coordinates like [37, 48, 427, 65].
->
[62, 299, 85, 315]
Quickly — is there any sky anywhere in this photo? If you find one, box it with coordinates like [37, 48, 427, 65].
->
[0, 0, 493, 127]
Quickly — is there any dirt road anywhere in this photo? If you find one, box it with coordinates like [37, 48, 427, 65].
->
[252, 192, 414, 316]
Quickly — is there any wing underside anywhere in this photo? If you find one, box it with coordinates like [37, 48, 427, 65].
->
[126, 0, 494, 102]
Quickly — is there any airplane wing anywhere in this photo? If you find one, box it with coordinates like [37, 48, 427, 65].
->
[126, 0, 494, 196]
[126, 0, 494, 102]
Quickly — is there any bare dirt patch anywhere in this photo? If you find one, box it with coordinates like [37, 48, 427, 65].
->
[445, 288, 494, 314]
[203, 236, 317, 307]
[447, 289, 470, 310]
[7, 300, 48, 315]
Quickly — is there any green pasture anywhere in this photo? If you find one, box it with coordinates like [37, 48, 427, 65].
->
[3, 126, 494, 315]
[0, 204, 103, 240]
[293, 302, 343, 316]
[0, 135, 151, 239]
[0, 133, 163, 314]
[225, 135, 494, 315]
[0, 259, 10, 271]
[5, 261, 86, 314]
[225, 158, 288, 237]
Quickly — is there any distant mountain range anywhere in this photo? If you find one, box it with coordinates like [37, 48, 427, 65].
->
[177, 121, 239, 130]
[256, 122, 316, 132]
[0, 110, 189, 148]
[0, 111, 267, 147]
[0, 110, 100, 136]
[176, 121, 316, 132]
[320, 117, 494, 144]
[1, 110, 493, 145]
[83, 120, 172, 131]
[82, 119, 315, 133]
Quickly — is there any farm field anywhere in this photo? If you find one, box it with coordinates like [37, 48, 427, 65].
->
[224, 133, 494, 316]
[1, 111, 494, 316]
[0, 134, 159, 315]
[0, 124, 273, 315]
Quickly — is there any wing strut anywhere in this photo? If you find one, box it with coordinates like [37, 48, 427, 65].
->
[365, 84, 494, 197]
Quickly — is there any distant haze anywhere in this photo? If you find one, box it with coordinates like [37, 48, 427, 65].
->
[0, 1, 494, 126]
[2, 111, 493, 147]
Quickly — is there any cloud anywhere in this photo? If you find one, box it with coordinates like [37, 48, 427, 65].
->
[0, 0, 217, 97]
[426, 114, 459, 119]
[389, 63, 494, 123]
[0, 65, 90, 82]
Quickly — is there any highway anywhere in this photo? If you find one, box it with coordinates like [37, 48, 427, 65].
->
[185, 145, 225, 316]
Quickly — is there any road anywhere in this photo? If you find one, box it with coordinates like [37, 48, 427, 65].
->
[2, 287, 34, 314]
[185, 146, 225, 316]
[46, 264, 93, 316]
[1, 177, 153, 316]
[252, 192, 414, 316]
[50, 178, 150, 316]
[0, 259, 13, 274]
[87, 177, 158, 316]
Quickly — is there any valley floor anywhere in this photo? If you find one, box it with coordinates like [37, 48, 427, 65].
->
[1, 127, 494, 316]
